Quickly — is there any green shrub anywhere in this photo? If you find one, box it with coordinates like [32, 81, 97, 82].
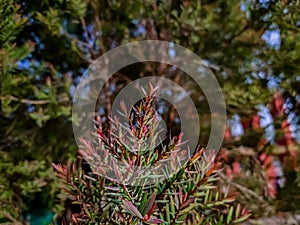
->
[53, 86, 250, 224]
[0, 1, 75, 221]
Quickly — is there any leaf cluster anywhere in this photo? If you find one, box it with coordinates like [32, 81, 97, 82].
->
[54, 88, 250, 225]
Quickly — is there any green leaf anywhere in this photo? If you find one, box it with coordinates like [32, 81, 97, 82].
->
[227, 206, 234, 224]
[29, 112, 51, 127]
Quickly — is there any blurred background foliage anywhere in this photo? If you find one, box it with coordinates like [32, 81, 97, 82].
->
[0, 0, 300, 224]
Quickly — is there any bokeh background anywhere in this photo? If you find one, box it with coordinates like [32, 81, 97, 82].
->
[1, 0, 300, 224]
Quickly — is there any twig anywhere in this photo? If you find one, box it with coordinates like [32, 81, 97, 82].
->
[1, 95, 49, 105]
[218, 172, 271, 207]
[1, 211, 23, 225]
